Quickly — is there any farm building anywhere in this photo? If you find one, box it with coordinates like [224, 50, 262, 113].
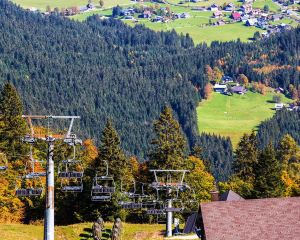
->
[213, 84, 227, 93]
[221, 76, 234, 83]
[213, 10, 222, 18]
[245, 18, 258, 26]
[231, 86, 246, 94]
[198, 196, 300, 240]
[209, 4, 219, 11]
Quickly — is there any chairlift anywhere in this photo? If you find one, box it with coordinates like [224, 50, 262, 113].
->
[146, 201, 166, 215]
[118, 201, 143, 209]
[120, 180, 141, 198]
[64, 133, 82, 146]
[58, 145, 84, 179]
[91, 161, 115, 202]
[15, 176, 43, 197]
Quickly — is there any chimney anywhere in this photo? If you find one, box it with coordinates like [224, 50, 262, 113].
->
[210, 182, 219, 201]
[210, 190, 219, 201]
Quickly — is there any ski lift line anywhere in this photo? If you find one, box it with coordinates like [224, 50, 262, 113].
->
[22, 115, 81, 119]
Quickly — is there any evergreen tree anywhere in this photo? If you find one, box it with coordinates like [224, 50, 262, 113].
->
[277, 134, 298, 167]
[149, 106, 188, 169]
[253, 143, 284, 198]
[96, 119, 129, 180]
[0, 83, 27, 160]
[233, 131, 258, 182]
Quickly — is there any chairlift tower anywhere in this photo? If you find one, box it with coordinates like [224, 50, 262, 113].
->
[149, 169, 189, 237]
[21, 115, 81, 240]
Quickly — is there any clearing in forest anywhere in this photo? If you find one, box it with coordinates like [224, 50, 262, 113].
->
[196, 90, 292, 147]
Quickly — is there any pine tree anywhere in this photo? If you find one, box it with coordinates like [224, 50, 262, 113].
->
[233, 131, 258, 182]
[0, 83, 27, 160]
[96, 119, 129, 180]
[149, 106, 188, 169]
[253, 143, 284, 198]
[277, 134, 298, 168]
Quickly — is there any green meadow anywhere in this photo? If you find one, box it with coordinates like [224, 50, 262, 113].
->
[0, 222, 166, 240]
[252, 0, 281, 12]
[196, 91, 292, 147]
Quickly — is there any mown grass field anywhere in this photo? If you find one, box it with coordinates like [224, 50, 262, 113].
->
[196, 91, 292, 147]
[0, 222, 166, 240]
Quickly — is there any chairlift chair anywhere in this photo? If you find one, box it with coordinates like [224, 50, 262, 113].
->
[26, 146, 46, 177]
[91, 161, 116, 202]
[22, 134, 35, 144]
[58, 144, 84, 178]
[60, 178, 83, 193]
[15, 176, 43, 197]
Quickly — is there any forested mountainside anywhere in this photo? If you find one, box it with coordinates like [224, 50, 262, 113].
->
[0, 0, 299, 167]
[257, 110, 300, 149]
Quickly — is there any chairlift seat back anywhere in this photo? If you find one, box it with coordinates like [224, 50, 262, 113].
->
[58, 171, 83, 178]
[146, 209, 165, 215]
[91, 195, 111, 201]
[61, 186, 83, 192]
[16, 188, 43, 197]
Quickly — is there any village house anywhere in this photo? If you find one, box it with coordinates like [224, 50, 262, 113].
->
[231, 85, 246, 94]
[275, 103, 284, 110]
[214, 20, 226, 25]
[224, 3, 235, 11]
[121, 8, 135, 16]
[143, 10, 152, 19]
[240, 4, 253, 14]
[245, 18, 258, 26]
[213, 84, 227, 93]
[198, 196, 300, 240]
[221, 75, 234, 84]
[231, 12, 241, 21]
[209, 4, 219, 11]
[213, 10, 223, 18]
[272, 14, 282, 21]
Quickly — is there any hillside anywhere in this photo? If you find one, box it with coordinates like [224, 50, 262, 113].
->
[197, 91, 292, 147]
[0, 223, 165, 240]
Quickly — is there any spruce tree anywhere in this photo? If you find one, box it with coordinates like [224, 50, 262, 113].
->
[253, 143, 284, 198]
[277, 134, 298, 168]
[233, 131, 258, 182]
[96, 119, 129, 180]
[0, 83, 27, 160]
[149, 106, 188, 169]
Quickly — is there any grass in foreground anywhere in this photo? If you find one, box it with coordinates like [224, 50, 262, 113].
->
[196, 90, 292, 147]
[0, 222, 165, 240]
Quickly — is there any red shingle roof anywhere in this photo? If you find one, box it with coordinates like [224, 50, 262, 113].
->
[200, 197, 300, 240]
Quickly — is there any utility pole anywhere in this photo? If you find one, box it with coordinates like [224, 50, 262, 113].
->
[45, 138, 55, 240]
[166, 198, 173, 237]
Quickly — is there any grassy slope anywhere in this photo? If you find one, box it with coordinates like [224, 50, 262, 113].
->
[11, 0, 132, 11]
[252, 0, 281, 12]
[0, 223, 165, 240]
[196, 91, 292, 147]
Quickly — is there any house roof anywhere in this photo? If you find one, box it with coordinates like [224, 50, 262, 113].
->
[232, 12, 241, 19]
[232, 86, 246, 92]
[200, 197, 300, 240]
[219, 190, 245, 201]
[214, 84, 227, 89]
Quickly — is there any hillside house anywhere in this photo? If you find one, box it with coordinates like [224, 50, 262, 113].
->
[224, 3, 235, 11]
[272, 14, 282, 21]
[209, 4, 219, 11]
[121, 8, 135, 16]
[231, 12, 241, 21]
[232, 85, 246, 94]
[246, 18, 258, 26]
[213, 84, 227, 93]
[213, 10, 223, 18]
[240, 4, 252, 14]
[275, 103, 284, 110]
[198, 196, 300, 240]
[143, 10, 152, 18]
[221, 75, 234, 83]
